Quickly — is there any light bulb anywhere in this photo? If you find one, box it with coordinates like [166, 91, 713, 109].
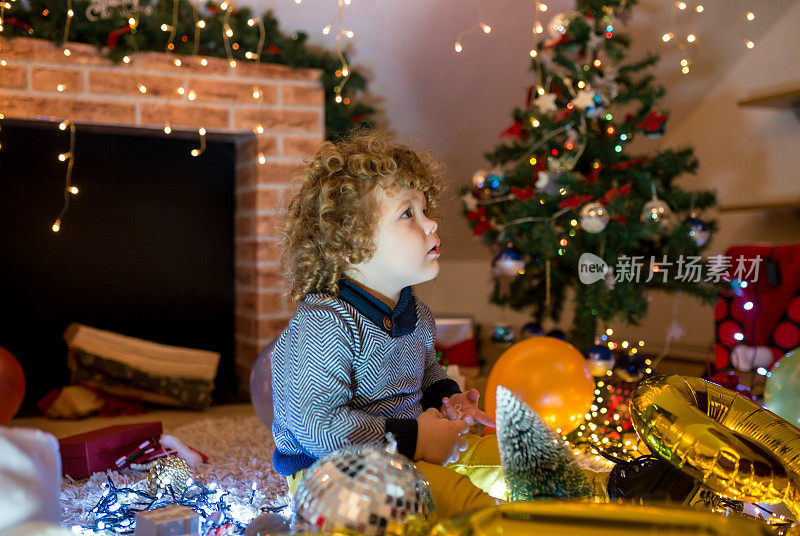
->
[258, 153, 266, 164]
[197, 20, 206, 29]
[164, 125, 172, 134]
[59, 121, 69, 130]
[695, 5, 704, 13]
[69, 186, 79, 194]
[198, 127, 206, 135]
[56, 84, 66, 92]
[529, 49, 537, 57]
[254, 124, 264, 134]
[746, 12, 755, 21]
[52, 220, 61, 232]
[454, 42, 462, 52]
[187, 90, 197, 100]
[745, 40, 754, 49]
[200, 58, 208, 66]
[247, 18, 255, 27]
[123, 55, 131, 63]
[63, 48, 71, 56]
[191, 149, 200, 157]
[687, 34, 695, 43]
[481, 23, 491, 34]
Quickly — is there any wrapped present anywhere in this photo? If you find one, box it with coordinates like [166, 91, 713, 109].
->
[435, 316, 478, 368]
[58, 422, 162, 479]
[135, 505, 199, 536]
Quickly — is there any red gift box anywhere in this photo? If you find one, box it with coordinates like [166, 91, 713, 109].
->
[59, 421, 162, 479]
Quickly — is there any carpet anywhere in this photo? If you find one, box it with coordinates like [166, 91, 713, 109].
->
[60, 415, 291, 533]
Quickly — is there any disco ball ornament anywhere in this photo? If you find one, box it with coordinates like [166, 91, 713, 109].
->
[585, 344, 615, 377]
[492, 247, 525, 278]
[293, 442, 434, 536]
[641, 196, 671, 225]
[492, 324, 516, 343]
[522, 322, 544, 338]
[485, 168, 509, 197]
[579, 202, 610, 234]
[471, 169, 489, 199]
[147, 456, 194, 495]
[687, 216, 710, 247]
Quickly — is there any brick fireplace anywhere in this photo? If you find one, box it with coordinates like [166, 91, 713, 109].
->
[0, 37, 324, 393]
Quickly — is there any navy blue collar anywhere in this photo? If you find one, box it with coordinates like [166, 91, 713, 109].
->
[337, 278, 417, 337]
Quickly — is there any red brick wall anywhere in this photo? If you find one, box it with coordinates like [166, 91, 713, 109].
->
[0, 37, 324, 393]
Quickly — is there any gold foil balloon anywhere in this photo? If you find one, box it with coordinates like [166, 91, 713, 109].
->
[485, 337, 594, 433]
[428, 501, 770, 536]
[629, 374, 800, 517]
[764, 349, 800, 428]
[147, 456, 194, 495]
[293, 443, 434, 536]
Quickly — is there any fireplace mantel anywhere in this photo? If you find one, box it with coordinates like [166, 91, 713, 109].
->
[0, 37, 325, 392]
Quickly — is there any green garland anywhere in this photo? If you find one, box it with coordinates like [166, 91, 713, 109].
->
[2, 0, 376, 140]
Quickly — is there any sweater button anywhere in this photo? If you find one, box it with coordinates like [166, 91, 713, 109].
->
[383, 317, 393, 331]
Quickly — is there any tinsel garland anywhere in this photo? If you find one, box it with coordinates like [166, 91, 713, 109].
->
[2, 0, 376, 140]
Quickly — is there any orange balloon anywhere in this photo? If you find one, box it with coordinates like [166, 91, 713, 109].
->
[0, 346, 25, 424]
[486, 337, 594, 433]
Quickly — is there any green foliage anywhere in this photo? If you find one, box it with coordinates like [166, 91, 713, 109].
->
[463, 0, 718, 351]
[3, 0, 376, 140]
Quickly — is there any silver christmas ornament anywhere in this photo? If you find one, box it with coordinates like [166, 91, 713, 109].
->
[579, 202, 610, 233]
[687, 216, 710, 247]
[293, 441, 434, 536]
[641, 195, 671, 225]
[492, 247, 526, 278]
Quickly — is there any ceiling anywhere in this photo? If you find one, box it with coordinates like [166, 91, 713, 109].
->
[244, 0, 797, 258]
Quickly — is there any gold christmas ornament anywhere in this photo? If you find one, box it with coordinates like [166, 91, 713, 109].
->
[629, 374, 800, 517]
[147, 456, 194, 495]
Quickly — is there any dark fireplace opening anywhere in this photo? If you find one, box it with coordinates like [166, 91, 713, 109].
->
[0, 120, 243, 410]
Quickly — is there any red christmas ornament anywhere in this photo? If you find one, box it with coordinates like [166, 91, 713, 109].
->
[511, 186, 535, 201]
[0, 346, 25, 424]
[559, 194, 592, 210]
[500, 120, 525, 141]
[636, 110, 667, 133]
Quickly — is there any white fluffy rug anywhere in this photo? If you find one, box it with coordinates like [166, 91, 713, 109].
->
[60, 416, 291, 533]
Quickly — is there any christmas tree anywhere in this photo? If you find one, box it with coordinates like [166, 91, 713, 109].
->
[462, 0, 718, 352]
[496, 386, 592, 501]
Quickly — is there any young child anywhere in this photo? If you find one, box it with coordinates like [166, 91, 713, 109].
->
[269, 131, 505, 517]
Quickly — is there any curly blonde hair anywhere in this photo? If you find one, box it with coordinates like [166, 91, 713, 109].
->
[281, 131, 445, 302]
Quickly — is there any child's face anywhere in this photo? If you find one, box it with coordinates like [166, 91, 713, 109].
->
[347, 185, 440, 300]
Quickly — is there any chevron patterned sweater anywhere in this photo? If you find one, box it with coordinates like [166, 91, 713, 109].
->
[270, 279, 460, 476]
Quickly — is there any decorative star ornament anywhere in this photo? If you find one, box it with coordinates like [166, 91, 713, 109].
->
[571, 89, 597, 109]
[461, 192, 479, 212]
[536, 171, 551, 189]
[533, 92, 558, 113]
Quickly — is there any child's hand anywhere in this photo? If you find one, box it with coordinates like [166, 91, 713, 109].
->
[441, 388, 496, 428]
[414, 408, 469, 465]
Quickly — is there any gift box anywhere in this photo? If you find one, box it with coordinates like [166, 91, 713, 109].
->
[58, 422, 162, 479]
[135, 505, 199, 536]
[434, 316, 478, 368]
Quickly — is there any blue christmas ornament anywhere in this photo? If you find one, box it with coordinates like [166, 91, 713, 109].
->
[615, 353, 648, 383]
[687, 216, 710, 247]
[492, 324, 515, 343]
[585, 92, 606, 119]
[485, 168, 509, 197]
[585, 344, 615, 377]
[546, 329, 566, 341]
[522, 322, 544, 337]
[492, 247, 525, 278]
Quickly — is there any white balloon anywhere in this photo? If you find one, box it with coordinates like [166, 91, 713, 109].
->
[250, 339, 277, 432]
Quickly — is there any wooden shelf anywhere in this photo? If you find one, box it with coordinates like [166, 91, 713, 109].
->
[738, 82, 800, 109]
[718, 200, 800, 213]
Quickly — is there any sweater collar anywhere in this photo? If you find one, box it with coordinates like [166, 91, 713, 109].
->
[338, 278, 417, 337]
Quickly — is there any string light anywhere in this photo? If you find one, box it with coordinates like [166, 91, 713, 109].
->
[191, 126, 206, 157]
[452, 0, 492, 54]
[52, 120, 77, 233]
[322, 0, 354, 103]
[258, 153, 266, 165]
[695, 4, 703, 13]
[164, 124, 171, 134]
